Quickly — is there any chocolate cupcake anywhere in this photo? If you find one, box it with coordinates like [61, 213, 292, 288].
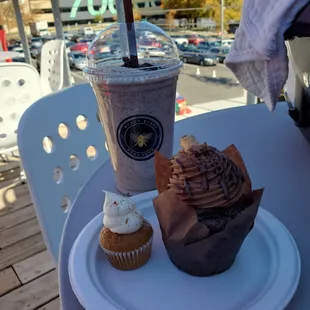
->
[100, 191, 153, 271]
[153, 135, 264, 276]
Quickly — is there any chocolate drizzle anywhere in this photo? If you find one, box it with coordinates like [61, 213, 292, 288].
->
[168, 144, 245, 208]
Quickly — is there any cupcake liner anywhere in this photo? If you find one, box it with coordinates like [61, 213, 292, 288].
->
[153, 188, 264, 276]
[100, 237, 153, 271]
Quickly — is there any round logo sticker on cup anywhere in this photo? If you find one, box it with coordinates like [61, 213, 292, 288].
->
[117, 115, 164, 161]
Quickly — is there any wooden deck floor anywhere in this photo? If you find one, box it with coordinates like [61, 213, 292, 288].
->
[0, 158, 60, 310]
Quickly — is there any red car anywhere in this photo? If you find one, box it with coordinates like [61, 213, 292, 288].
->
[139, 40, 162, 48]
[186, 34, 206, 46]
[70, 43, 89, 54]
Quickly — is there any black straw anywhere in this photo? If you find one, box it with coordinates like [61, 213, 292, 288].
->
[123, 0, 139, 68]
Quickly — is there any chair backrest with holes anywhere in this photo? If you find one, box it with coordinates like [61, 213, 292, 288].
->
[0, 63, 43, 151]
[40, 39, 64, 95]
[17, 83, 109, 263]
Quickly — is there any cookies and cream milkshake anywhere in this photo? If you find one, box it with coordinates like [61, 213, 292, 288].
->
[84, 22, 182, 195]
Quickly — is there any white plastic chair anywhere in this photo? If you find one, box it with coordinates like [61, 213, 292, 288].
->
[17, 83, 109, 264]
[40, 39, 65, 95]
[0, 62, 44, 180]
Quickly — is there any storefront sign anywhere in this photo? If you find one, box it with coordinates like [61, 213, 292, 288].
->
[70, 0, 158, 18]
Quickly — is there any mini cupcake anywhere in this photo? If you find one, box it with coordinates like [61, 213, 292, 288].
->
[100, 191, 153, 271]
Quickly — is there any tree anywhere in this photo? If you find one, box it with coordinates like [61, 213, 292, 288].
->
[94, 15, 104, 23]
[166, 9, 176, 28]
[205, 0, 242, 28]
[161, 0, 243, 28]
[111, 7, 141, 22]
[133, 8, 142, 21]
[0, 1, 34, 32]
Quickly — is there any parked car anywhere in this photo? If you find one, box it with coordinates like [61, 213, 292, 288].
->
[209, 47, 230, 63]
[139, 40, 162, 49]
[93, 51, 114, 61]
[63, 31, 74, 40]
[70, 35, 83, 43]
[70, 42, 89, 54]
[141, 47, 166, 58]
[8, 39, 21, 46]
[197, 40, 221, 50]
[10, 46, 25, 58]
[30, 47, 41, 58]
[65, 41, 75, 53]
[42, 36, 56, 44]
[171, 35, 188, 46]
[12, 56, 25, 63]
[175, 42, 188, 52]
[79, 38, 93, 45]
[68, 51, 87, 70]
[180, 46, 217, 66]
[185, 34, 206, 46]
[208, 35, 221, 40]
[30, 37, 43, 48]
[221, 39, 234, 47]
[36, 51, 41, 70]
[79, 27, 94, 36]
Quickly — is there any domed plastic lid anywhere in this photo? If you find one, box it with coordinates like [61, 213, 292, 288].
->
[84, 21, 183, 84]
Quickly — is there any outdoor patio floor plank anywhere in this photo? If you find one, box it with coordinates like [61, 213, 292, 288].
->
[0, 270, 58, 310]
[0, 205, 36, 233]
[0, 182, 33, 217]
[0, 233, 46, 271]
[0, 162, 60, 308]
[37, 297, 60, 310]
[0, 217, 41, 249]
[0, 267, 21, 296]
[13, 250, 55, 284]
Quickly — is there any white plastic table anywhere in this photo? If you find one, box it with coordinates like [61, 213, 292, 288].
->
[59, 103, 310, 310]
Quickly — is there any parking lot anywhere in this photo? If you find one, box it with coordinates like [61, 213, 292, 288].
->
[71, 63, 243, 106]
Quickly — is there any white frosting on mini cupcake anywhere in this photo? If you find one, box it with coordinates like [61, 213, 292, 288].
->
[103, 191, 143, 234]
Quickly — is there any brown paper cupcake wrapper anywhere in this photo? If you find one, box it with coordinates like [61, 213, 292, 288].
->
[101, 237, 153, 271]
[153, 188, 264, 277]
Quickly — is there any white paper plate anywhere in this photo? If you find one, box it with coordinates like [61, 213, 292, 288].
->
[69, 190, 300, 310]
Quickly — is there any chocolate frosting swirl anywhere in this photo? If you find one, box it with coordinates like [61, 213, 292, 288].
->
[167, 144, 245, 208]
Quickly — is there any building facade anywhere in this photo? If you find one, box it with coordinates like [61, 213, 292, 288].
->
[29, 0, 164, 26]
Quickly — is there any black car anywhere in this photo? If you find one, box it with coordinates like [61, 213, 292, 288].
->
[197, 40, 221, 50]
[209, 47, 230, 63]
[179, 46, 217, 66]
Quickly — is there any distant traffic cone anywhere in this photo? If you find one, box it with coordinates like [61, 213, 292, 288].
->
[212, 70, 217, 78]
[196, 67, 201, 76]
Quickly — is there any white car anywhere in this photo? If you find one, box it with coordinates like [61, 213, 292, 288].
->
[68, 52, 87, 70]
[139, 47, 165, 58]
[11, 47, 25, 58]
[222, 39, 234, 47]
[79, 27, 94, 36]
[171, 35, 189, 46]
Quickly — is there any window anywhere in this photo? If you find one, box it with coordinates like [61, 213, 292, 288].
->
[33, 8, 52, 14]
[60, 8, 71, 13]
[73, 53, 85, 59]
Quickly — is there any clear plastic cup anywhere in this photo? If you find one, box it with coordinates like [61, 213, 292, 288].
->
[84, 22, 182, 195]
